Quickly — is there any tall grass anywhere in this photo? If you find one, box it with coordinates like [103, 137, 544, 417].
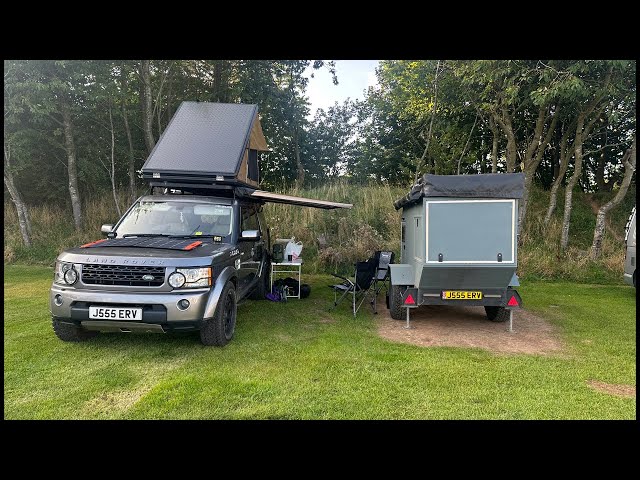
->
[4, 181, 635, 284]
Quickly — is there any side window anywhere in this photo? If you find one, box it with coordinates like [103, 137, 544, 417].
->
[241, 206, 259, 232]
[248, 149, 259, 182]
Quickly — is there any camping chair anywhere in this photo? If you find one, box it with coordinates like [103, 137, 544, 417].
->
[329, 255, 378, 317]
[373, 250, 394, 302]
[372, 251, 395, 299]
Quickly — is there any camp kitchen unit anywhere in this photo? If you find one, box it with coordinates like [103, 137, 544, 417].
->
[388, 173, 524, 324]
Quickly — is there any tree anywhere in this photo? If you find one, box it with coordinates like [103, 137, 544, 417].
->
[4, 62, 33, 246]
[139, 60, 155, 155]
[591, 137, 636, 258]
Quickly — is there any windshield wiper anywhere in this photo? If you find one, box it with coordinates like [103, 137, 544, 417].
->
[122, 233, 172, 238]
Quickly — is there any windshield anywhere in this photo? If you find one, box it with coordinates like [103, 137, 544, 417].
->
[115, 201, 234, 238]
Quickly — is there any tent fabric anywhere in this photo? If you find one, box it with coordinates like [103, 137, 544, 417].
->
[393, 173, 525, 210]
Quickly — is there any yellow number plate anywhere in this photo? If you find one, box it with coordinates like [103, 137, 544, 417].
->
[442, 291, 483, 300]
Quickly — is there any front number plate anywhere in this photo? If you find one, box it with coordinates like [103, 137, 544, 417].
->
[441, 291, 483, 300]
[89, 306, 142, 320]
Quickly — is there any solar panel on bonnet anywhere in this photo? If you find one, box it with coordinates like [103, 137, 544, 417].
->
[80, 237, 211, 251]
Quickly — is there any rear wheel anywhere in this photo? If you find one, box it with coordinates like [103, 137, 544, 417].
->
[52, 319, 99, 342]
[200, 281, 237, 346]
[484, 306, 510, 323]
[389, 283, 404, 320]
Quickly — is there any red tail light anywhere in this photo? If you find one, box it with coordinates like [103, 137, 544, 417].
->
[507, 296, 518, 307]
[404, 294, 416, 305]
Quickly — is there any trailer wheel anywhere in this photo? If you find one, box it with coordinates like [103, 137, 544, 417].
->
[484, 306, 510, 323]
[389, 284, 404, 320]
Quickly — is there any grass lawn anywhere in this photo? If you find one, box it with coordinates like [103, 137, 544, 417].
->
[4, 264, 636, 419]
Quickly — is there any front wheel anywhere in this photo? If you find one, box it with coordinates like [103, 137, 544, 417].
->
[484, 306, 510, 323]
[200, 281, 237, 346]
[389, 283, 405, 320]
[52, 319, 99, 342]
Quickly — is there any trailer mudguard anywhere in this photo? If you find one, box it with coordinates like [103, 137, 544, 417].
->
[508, 273, 520, 287]
[389, 264, 415, 286]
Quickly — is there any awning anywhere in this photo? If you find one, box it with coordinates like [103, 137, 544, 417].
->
[249, 190, 352, 210]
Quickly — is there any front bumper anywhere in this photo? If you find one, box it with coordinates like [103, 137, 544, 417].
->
[50, 285, 213, 331]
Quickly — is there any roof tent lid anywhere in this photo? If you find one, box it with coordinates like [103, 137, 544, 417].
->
[141, 101, 268, 178]
[394, 173, 525, 210]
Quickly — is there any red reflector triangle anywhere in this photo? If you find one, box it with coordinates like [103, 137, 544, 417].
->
[507, 296, 518, 307]
[404, 294, 415, 305]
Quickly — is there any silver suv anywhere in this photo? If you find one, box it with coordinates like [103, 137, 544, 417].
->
[50, 193, 270, 346]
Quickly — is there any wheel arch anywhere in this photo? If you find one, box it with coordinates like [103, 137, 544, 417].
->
[203, 266, 238, 318]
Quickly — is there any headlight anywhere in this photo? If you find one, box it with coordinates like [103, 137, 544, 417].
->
[55, 262, 76, 285]
[64, 268, 78, 285]
[170, 267, 212, 289]
[168, 272, 186, 288]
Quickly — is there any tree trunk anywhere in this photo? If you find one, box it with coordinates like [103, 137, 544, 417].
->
[545, 120, 576, 227]
[120, 70, 137, 204]
[560, 113, 586, 251]
[595, 121, 608, 192]
[3, 144, 32, 247]
[456, 111, 478, 175]
[122, 103, 137, 204]
[591, 137, 636, 259]
[552, 151, 560, 183]
[414, 60, 441, 183]
[60, 99, 83, 231]
[518, 107, 558, 234]
[213, 60, 222, 101]
[140, 60, 155, 154]
[494, 107, 517, 173]
[560, 66, 613, 250]
[108, 101, 122, 217]
[489, 116, 499, 173]
[294, 124, 304, 188]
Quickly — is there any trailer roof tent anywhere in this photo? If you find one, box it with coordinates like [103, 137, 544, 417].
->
[394, 173, 525, 210]
[141, 102, 269, 188]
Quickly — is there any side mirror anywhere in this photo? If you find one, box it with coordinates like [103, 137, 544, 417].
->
[240, 230, 260, 241]
[101, 224, 114, 235]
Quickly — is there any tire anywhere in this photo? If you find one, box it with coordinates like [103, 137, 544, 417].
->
[249, 259, 270, 300]
[200, 281, 237, 346]
[484, 306, 510, 323]
[52, 318, 99, 342]
[389, 283, 404, 320]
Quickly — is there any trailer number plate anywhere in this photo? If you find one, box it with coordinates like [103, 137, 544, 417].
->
[442, 291, 483, 300]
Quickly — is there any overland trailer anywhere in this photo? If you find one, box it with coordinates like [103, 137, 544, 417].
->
[388, 173, 524, 323]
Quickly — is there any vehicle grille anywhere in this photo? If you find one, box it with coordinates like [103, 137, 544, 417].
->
[81, 264, 165, 287]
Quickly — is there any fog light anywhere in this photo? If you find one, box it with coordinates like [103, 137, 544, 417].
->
[54, 294, 63, 306]
[178, 299, 190, 310]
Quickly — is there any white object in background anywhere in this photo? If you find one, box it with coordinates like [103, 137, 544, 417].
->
[284, 238, 303, 262]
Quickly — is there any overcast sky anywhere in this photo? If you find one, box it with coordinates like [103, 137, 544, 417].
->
[304, 60, 379, 118]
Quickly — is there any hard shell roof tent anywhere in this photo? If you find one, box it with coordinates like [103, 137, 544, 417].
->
[141, 101, 351, 210]
[142, 101, 269, 188]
